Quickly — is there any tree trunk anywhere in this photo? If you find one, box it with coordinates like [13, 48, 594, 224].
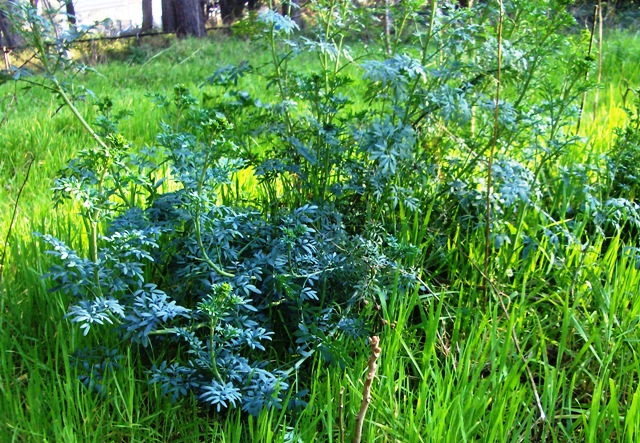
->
[0, 2, 21, 48]
[64, 0, 77, 29]
[174, 0, 206, 37]
[219, 0, 245, 25]
[282, 0, 301, 26]
[218, 0, 232, 24]
[161, 0, 176, 32]
[142, 0, 153, 31]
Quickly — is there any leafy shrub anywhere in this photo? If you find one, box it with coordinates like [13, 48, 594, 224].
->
[609, 91, 640, 200]
[40, 84, 402, 413]
[29, 0, 640, 419]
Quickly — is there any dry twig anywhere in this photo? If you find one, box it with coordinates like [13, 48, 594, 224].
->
[353, 336, 381, 443]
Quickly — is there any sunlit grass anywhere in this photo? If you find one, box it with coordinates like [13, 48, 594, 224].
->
[1, 28, 640, 442]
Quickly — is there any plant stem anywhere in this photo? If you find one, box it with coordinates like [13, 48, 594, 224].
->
[576, 4, 598, 135]
[51, 77, 109, 150]
[268, 25, 293, 134]
[0, 154, 34, 283]
[484, 0, 504, 299]
[402, 0, 437, 126]
[194, 154, 235, 278]
[339, 386, 345, 443]
[194, 214, 235, 278]
[593, 0, 603, 116]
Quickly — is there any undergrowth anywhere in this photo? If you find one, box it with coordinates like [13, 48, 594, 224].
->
[1, 0, 640, 441]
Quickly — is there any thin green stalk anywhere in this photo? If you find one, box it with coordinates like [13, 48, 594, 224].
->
[26, 5, 108, 152]
[268, 25, 293, 134]
[593, 0, 603, 116]
[576, 4, 598, 135]
[402, 0, 437, 126]
[51, 77, 109, 150]
[194, 153, 235, 278]
[322, 0, 337, 94]
[0, 154, 34, 283]
[484, 0, 504, 295]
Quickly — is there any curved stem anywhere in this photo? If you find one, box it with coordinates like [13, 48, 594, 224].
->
[194, 154, 235, 278]
[194, 213, 235, 278]
[51, 77, 109, 150]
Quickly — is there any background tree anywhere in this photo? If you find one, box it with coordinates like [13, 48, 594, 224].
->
[281, 0, 301, 26]
[173, 0, 206, 37]
[63, 0, 76, 29]
[142, 0, 153, 31]
[219, 0, 246, 24]
[0, 1, 21, 48]
[162, 0, 206, 36]
[161, 0, 175, 32]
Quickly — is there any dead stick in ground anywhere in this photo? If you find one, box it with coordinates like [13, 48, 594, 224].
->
[353, 336, 381, 443]
[2, 47, 10, 70]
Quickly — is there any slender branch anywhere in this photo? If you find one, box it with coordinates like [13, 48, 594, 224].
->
[402, 0, 437, 126]
[500, 291, 546, 422]
[0, 153, 35, 282]
[268, 24, 293, 134]
[193, 213, 235, 278]
[479, 5, 544, 418]
[11, 77, 57, 92]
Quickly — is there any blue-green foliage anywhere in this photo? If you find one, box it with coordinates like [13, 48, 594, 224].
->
[72, 347, 123, 394]
[610, 91, 640, 201]
[41, 82, 395, 413]
[38, 0, 640, 418]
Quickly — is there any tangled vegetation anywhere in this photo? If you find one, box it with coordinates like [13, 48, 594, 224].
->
[2, 0, 640, 441]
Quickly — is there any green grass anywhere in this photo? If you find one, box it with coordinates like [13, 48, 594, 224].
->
[578, 29, 640, 155]
[2, 28, 640, 442]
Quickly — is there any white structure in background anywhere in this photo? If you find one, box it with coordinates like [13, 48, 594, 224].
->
[72, 0, 162, 31]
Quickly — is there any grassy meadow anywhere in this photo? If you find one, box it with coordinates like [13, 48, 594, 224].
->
[1, 14, 640, 443]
